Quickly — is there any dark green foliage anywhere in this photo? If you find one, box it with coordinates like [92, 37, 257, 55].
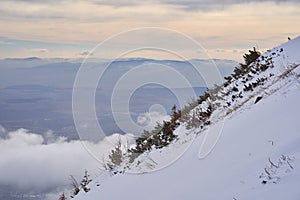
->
[238, 92, 243, 98]
[127, 47, 274, 164]
[209, 84, 224, 101]
[232, 94, 236, 101]
[232, 67, 243, 79]
[243, 47, 261, 65]
[180, 98, 199, 122]
[250, 68, 257, 74]
[198, 92, 210, 104]
[232, 86, 239, 92]
[259, 64, 269, 71]
[243, 77, 267, 92]
[230, 48, 262, 80]
[186, 102, 214, 129]
[224, 75, 232, 82]
[131, 119, 178, 154]
[129, 105, 181, 156]
[231, 63, 252, 80]
[243, 83, 253, 92]
[154, 121, 177, 148]
[240, 63, 249, 71]
[223, 81, 229, 87]
[199, 105, 212, 119]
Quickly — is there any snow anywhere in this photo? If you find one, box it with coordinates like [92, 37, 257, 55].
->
[74, 37, 300, 200]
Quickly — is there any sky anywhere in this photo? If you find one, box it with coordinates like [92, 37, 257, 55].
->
[0, 0, 299, 61]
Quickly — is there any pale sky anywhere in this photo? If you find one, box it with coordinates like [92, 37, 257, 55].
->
[0, 0, 299, 61]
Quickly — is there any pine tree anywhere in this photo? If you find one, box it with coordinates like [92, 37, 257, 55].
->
[107, 139, 123, 170]
[243, 47, 261, 66]
[80, 170, 92, 192]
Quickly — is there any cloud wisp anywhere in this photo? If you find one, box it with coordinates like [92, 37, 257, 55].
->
[30, 48, 49, 53]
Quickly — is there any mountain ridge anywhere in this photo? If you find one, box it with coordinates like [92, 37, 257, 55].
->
[71, 37, 300, 200]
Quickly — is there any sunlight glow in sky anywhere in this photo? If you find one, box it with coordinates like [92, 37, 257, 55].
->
[0, 0, 299, 61]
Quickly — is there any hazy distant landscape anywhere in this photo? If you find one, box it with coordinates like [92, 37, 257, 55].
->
[0, 58, 236, 139]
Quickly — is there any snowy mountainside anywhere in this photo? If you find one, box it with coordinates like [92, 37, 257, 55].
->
[74, 37, 300, 200]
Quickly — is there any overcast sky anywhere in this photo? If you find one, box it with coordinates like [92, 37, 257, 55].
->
[0, 0, 299, 60]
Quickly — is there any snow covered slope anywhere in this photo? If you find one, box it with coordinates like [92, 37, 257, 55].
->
[74, 37, 300, 200]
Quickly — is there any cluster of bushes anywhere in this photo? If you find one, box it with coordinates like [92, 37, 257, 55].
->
[185, 47, 266, 129]
[243, 77, 268, 92]
[101, 105, 182, 173]
[185, 100, 213, 129]
[129, 105, 181, 159]
[104, 46, 279, 172]
[225, 47, 261, 81]
[220, 48, 277, 103]
[127, 48, 265, 149]
[180, 98, 200, 123]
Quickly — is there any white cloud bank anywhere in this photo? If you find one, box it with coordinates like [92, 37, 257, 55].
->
[0, 127, 132, 198]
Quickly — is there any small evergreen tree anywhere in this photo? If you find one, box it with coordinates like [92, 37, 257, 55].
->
[243, 47, 261, 65]
[80, 170, 92, 192]
[69, 170, 92, 198]
[107, 138, 123, 170]
[70, 176, 80, 198]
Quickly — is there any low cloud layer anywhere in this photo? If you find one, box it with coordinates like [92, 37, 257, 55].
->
[0, 126, 132, 197]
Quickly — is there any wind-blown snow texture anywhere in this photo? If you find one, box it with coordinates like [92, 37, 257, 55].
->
[75, 37, 300, 200]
